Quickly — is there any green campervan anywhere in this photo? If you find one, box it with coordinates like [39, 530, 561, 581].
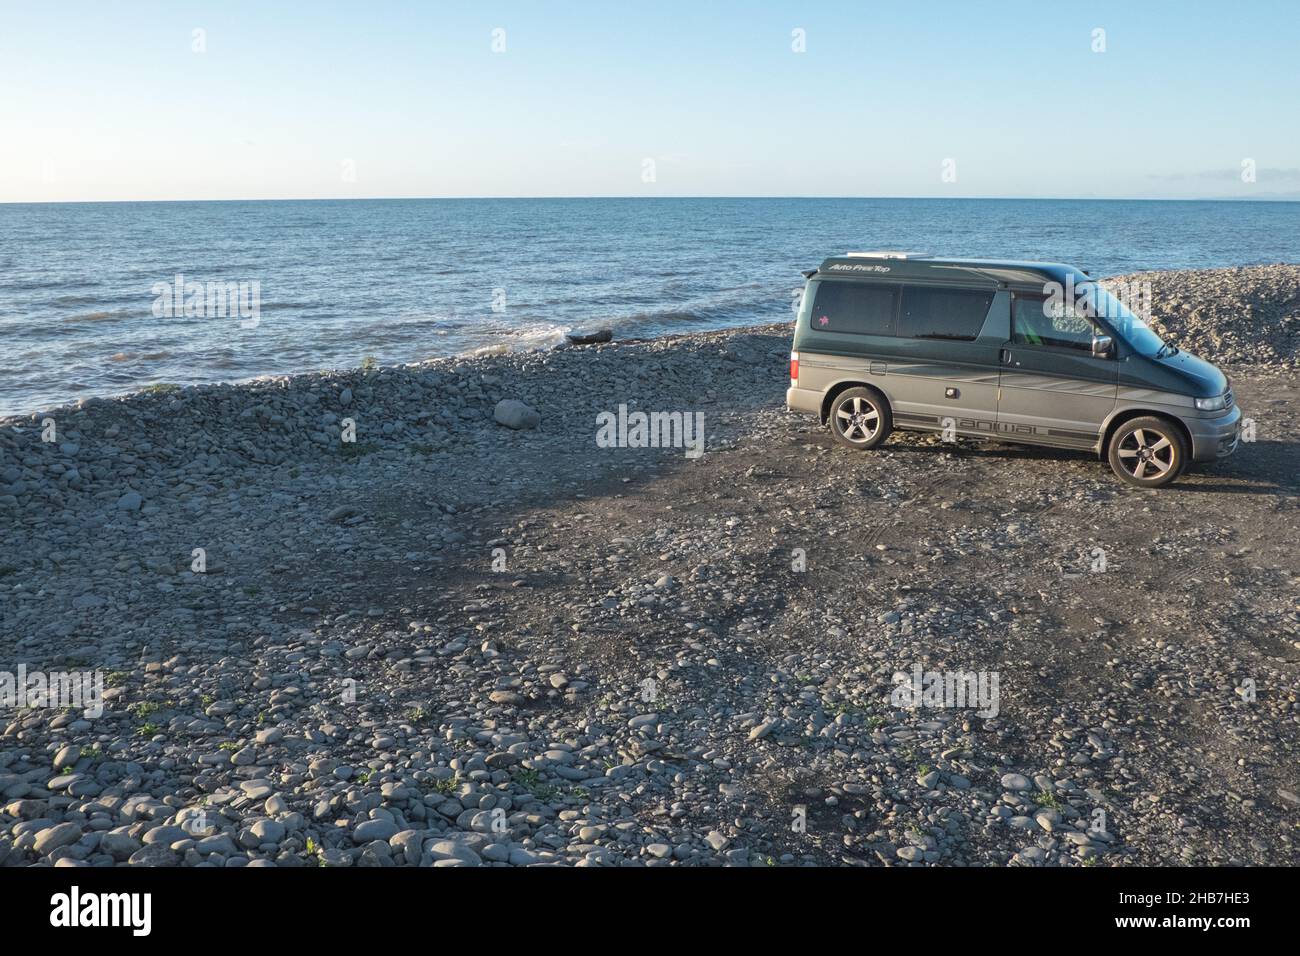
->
[787, 252, 1242, 487]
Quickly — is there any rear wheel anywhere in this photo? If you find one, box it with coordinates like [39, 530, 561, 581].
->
[1107, 416, 1187, 488]
[828, 388, 891, 450]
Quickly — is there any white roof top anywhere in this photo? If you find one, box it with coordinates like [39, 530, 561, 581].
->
[844, 251, 932, 260]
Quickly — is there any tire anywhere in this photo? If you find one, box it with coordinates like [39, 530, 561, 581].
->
[828, 387, 892, 450]
[1107, 416, 1187, 488]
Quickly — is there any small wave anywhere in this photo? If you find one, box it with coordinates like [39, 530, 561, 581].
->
[257, 301, 327, 312]
[52, 292, 143, 307]
[3, 279, 65, 291]
[602, 296, 782, 330]
[458, 323, 572, 358]
[574, 286, 788, 329]
[105, 350, 169, 363]
[64, 310, 128, 323]
[615, 309, 708, 325]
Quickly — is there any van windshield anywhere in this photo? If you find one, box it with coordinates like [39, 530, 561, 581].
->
[1080, 285, 1170, 358]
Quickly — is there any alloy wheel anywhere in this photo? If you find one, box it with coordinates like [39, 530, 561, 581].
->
[835, 396, 880, 443]
[1116, 426, 1175, 480]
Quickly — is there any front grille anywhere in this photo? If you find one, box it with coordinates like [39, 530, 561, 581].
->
[1223, 388, 1234, 409]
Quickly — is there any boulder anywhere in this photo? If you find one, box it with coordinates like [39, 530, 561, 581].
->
[493, 399, 540, 430]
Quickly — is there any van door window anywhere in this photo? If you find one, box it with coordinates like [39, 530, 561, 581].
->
[898, 287, 995, 341]
[1013, 295, 1101, 351]
[809, 282, 896, 336]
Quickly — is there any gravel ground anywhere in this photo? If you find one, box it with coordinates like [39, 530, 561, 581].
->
[1103, 263, 1300, 367]
[1, 266, 1297, 867]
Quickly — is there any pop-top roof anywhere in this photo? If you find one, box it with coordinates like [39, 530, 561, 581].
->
[815, 254, 1089, 287]
[844, 251, 932, 260]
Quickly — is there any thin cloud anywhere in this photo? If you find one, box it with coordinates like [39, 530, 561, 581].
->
[1149, 167, 1300, 181]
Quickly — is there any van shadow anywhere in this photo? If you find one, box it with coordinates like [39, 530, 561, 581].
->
[880, 434, 1299, 498]
[1176, 437, 1299, 495]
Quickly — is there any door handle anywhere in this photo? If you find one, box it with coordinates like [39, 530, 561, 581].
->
[999, 348, 1011, 364]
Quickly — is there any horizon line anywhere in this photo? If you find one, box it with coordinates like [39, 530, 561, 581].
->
[3, 194, 1298, 206]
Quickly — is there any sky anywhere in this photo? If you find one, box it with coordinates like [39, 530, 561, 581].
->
[1, 0, 1298, 202]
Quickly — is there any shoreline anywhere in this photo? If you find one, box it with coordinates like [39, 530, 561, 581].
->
[4, 262, 1299, 426]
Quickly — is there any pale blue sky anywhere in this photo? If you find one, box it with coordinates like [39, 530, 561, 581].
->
[2, 0, 1297, 202]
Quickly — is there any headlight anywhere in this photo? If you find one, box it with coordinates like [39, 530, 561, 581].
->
[1195, 394, 1227, 411]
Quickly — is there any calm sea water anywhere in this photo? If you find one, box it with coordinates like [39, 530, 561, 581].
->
[1, 197, 1297, 417]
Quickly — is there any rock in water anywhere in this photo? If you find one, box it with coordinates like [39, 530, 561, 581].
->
[566, 329, 613, 345]
[493, 399, 540, 430]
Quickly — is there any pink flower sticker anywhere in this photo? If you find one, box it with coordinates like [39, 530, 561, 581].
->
[818, 315, 829, 326]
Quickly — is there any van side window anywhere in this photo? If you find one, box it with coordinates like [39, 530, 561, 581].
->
[898, 287, 994, 341]
[808, 282, 896, 336]
[1013, 295, 1100, 351]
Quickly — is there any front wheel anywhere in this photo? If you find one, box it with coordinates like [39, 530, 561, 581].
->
[828, 388, 892, 450]
[1107, 416, 1187, 488]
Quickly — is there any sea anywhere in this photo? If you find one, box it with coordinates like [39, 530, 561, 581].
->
[1, 197, 1297, 416]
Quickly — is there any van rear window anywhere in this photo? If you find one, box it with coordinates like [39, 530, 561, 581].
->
[808, 282, 896, 336]
[898, 287, 994, 341]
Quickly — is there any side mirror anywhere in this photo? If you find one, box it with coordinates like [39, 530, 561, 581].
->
[1092, 335, 1113, 358]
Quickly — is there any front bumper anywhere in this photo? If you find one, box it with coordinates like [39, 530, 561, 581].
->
[1186, 404, 1242, 462]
